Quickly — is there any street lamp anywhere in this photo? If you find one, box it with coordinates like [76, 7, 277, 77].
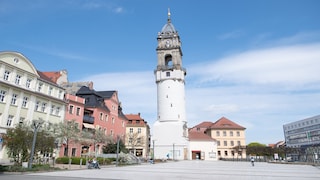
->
[28, 119, 44, 169]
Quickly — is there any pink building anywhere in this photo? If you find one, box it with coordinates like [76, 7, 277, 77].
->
[62, 94, 86, 157]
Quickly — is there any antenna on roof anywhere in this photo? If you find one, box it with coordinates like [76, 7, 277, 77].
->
[167, 8, 171, 23]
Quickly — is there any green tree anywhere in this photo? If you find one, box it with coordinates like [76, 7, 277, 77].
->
[3, 122, 56, 164]
[126, 132, 145, 155]
[81, 128, 112, 156]
[54, 120, 80, 157]
[246, 142, 268, 156]
[103, 139, 128, 154]
[3, 123, 32, 163]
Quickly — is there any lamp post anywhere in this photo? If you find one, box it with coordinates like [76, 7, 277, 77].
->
[116, 136, 120, 166]
[28, 119, 43, 169]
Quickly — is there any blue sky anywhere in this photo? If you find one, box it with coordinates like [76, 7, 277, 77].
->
[1, 0, 320, 145]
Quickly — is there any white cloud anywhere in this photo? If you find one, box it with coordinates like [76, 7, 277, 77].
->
[190, 43, 320, 87]
[217, 30, 244, 40]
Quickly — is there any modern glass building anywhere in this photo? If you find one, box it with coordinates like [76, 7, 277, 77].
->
[283, 115, 320, 148]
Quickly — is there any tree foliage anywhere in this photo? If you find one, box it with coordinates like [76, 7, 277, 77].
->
[102, 139, 128, 154]
[2, 122, 56, 164]
[54, 120, 81, 157]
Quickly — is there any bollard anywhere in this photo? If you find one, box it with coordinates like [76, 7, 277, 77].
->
[80, 159, 83, 168]
[69, 158, 72, 169]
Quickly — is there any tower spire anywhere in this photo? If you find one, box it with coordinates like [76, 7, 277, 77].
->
[167, 8, 171, 23]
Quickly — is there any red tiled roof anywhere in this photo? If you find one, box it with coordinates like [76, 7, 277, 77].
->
[210, 117, 245, 130]
[37, 71, 61, 83]
[193, 121, 213, 129]
[188, 131, 215, 141]
[125, 114, 143, 121]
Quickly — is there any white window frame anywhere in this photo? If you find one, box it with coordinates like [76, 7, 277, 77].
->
[22, 96, 28, 108]
[11, 94, 18, 105]
[0, 90, 6, 102]
[3, 70, 10, 81]
[15, 74, 21, 85]
[7, 115, 14, 126]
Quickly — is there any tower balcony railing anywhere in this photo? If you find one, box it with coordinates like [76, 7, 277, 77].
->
[156, 65, 186, 72]
[83, 115, 94, 124]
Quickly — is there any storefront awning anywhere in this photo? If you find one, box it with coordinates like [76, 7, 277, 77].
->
[83, 123, 95, 129]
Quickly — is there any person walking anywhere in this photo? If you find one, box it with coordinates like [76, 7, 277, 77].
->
[250, 157, 255, 166]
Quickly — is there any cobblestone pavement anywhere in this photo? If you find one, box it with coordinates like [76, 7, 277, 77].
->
[28, 161, 320, 180]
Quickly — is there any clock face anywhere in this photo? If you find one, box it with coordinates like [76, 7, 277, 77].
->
[165, 40, 171, 47]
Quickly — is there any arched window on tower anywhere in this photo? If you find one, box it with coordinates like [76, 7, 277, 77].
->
[165, 54, 173, 69]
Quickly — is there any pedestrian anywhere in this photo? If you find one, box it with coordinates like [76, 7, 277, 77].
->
[250, 156, 254, 166]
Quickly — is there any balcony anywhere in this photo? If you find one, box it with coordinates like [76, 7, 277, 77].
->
[83, 115, 94, 124]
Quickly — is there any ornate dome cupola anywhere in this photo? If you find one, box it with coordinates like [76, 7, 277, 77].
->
[156, 8, 183, 71]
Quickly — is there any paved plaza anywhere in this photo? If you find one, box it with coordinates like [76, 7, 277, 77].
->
[23, 160, 320, 180]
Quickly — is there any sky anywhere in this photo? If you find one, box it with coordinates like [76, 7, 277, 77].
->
[1, 0, 320, 145]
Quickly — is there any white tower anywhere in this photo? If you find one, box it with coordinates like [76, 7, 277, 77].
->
[153, 9, 188, 160]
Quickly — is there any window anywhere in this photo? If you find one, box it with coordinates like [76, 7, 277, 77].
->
[69, 105, 74, 114]
[15, 75, 21, 85]
[35, 101, 40, 111]
[137, 138, 141, 144]
[136, 120, 140, 124]
[138, 128, 142, 133]
[112, 117, 115, 124]
[76, 107, 81, 116]
[129, 138, 133, 144]
[58, 90, 63, 99]
[128, 120, 132, 124]
[71, 148, 76, 157]
[100, 112, 103, 120]
[166, 72, 170, 77]
[237, 141, 241, 146]
[7, 115, 13, 126]
[0, 90, 6, 102]
[216, 131, 220, 136]
[26, 79, 32, 88]
[231, 151, 235, 156]
[237, 131, 240, 136]
[218, 151, 221, 156]
[51, 105, 55, 114]
[19, 117, 25, 124]
[48, 87, 53, 95]
[224, 141, 227, 146]
[110, 130, 114, 137]
[223, 131, 226, 136]
[41, 103, 47, 112]
[37, 83, 43, 92]
[231, 141, 234, 146]
[56, 107, 60, 116]
[129, 128, 133, 133]
[22, 97, 28, 107]
[230, 131, 233, 137]
[11, 94, 18, 105]
[3, 70, 10, 81]
[217, 141, 220, 146]
[224, 151, 228, 156]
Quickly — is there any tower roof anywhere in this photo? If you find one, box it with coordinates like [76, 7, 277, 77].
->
[160, 8, 177, 34]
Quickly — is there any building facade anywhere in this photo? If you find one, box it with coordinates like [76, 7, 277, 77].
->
[152, 10, 188, 160]
[125, 113, 150, 158]
[283, 115, 320, 147]
[0, 51, 66, 162]
[188, 127, 218, 161]
[208, 117, 246, 159]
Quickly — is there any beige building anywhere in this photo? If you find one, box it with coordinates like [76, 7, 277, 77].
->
[125, 113, 150, 158]
[0, 51, 66, 162]
[207, 117, 246, 159]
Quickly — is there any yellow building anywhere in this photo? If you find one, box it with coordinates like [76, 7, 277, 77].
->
[207, 117, 246, 159]
[0, 51, 66, 162]
[125, 113, 150, 158]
